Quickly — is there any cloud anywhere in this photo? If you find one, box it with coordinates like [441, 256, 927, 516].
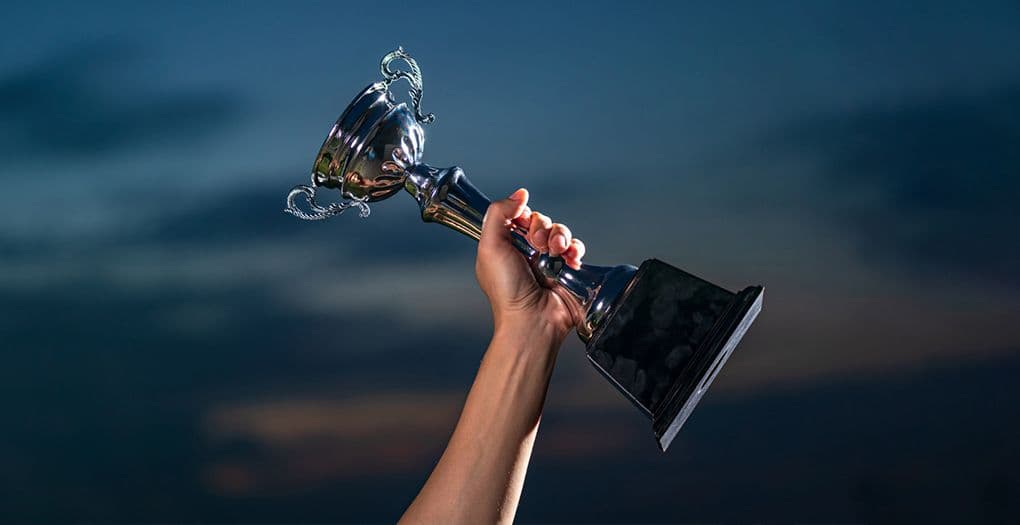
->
[201, 391, 462, 494]
[134, 182, 473, 260]
[775, 86, 1020, 286]
[200, 384, 646, 496]
[0, 39, 243, 160]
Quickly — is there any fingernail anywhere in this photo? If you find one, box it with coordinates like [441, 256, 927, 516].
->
[552, 234, 567, 249]
[509, 188, 526, 202]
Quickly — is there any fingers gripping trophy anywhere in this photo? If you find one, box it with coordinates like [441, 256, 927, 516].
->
[285, 48, 763, 451]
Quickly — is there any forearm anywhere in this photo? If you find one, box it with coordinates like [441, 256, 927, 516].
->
[399, 319, 564, 525]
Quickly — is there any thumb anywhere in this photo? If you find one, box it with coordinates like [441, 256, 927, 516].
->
[480, 188, 529, 247]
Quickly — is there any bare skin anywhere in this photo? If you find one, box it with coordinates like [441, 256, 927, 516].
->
[398, 188, 584, 525]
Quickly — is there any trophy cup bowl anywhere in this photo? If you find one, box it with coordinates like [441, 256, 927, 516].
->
[286, 48, 763, 450]
[308, 82, 425, 201]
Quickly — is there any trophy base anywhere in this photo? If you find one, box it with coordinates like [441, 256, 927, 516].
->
[584, 259, 763, 451]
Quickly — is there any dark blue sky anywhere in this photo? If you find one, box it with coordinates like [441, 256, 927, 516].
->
[1, 1, 1019, 523]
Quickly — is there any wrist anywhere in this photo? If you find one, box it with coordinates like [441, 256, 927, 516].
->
[492, 314, 570, 354]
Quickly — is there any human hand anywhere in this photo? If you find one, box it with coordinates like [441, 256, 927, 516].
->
[475, 188, 586, 342]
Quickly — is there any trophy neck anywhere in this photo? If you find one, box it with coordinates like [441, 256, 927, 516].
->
[403, 163, 637, 341]
[404, 164, 487, 240]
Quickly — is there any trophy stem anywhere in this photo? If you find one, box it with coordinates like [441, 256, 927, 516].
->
[403, 164, 636, 341]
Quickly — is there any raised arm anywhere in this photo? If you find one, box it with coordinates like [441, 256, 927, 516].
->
[399, 189, 585, 525]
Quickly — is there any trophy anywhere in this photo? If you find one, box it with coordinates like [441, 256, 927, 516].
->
[285, 48, 763, 450]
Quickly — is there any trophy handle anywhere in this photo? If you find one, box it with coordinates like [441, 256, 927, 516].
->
[403, 164, 635, 340]
[285, 184, 371, 220]
[380, 47, 435, 124]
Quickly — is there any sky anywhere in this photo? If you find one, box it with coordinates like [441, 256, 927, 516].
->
[1, 1, 1019, 523]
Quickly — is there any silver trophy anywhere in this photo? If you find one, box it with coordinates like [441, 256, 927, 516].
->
[286, 48, 763, 450]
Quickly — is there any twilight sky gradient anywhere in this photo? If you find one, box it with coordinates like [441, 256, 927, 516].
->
[2, 1, 1019, 523]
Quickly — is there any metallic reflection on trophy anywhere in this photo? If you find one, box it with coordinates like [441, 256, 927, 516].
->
[285, 48, 763, 450]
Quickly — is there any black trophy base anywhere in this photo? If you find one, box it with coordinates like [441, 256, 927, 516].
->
[585, 259, 763, 451]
